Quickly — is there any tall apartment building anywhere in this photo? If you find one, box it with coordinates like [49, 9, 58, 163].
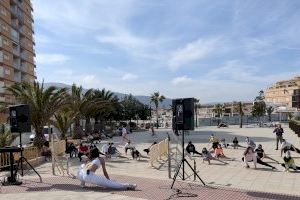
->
[0, 0, 36, 121]
[265, 76, 300, 110]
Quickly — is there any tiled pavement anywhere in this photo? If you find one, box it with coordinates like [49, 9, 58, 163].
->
[1, 174, 300, 200]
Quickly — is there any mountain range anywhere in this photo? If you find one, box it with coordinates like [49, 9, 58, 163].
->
[44, 82, 173, 109]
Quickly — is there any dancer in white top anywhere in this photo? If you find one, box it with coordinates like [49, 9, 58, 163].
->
[77, 148, 136, 190]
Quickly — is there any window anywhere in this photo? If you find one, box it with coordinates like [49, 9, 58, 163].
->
[1, 24, 8, 31]
[5, 69, 10, 75]
[3, 39, 9, 46]
[0, 66, 3, 76]
[1, 8, 7, 16]
[4, 54, 9, 60]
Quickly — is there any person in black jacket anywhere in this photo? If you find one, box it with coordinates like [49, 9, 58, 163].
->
[186, 141, 202, 156]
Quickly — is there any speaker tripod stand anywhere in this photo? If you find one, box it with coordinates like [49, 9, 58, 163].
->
[171, 129, 205, 189]
[14, 132, 42, 184]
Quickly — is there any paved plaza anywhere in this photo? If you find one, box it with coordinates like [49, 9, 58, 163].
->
[1, 124, 300, 199]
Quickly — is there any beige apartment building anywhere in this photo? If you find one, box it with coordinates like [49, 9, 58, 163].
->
[0, 0, 36, 121]
[265, 76, 300, 110]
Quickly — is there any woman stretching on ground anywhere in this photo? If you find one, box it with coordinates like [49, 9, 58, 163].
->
[202, 147, 228, 165]
[77, 148, 137, 190]
[281, 151, 300, 172]
[242, 147, 276, 170]
[255, 144, 279, 164]
[231, 137, 246, 149]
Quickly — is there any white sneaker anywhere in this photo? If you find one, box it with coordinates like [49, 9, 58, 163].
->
[127, 184, 137, 190]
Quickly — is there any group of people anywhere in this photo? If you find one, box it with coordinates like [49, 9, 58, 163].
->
[185, 125, 300, 172]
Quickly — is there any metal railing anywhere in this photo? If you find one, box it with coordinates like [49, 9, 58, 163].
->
[0, 146, 40, 169]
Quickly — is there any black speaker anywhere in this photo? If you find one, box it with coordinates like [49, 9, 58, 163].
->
[9, 104, 31, 133]
[172, 98, 194, 130]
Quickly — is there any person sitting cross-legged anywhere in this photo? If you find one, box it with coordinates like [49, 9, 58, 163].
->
[202, 147, 228, 165]
[186, 141, 202, 156]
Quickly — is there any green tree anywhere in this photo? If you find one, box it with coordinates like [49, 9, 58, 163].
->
[213, 103, 224, 125]
[251, 91, 266, 127]
[66, 85, 108, 139]
[6, 82, 68, 148]
[234, 102, 245, 128]
[121, 94, 143, 122]
[266, 106, 274, 122]
[92, 89, 118, 132]
[51, 112, 75, 139]
[150, 92, 166, 129]
[0, 124, 17, 148]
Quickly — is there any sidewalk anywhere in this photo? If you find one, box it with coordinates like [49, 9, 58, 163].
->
[1, 174, 300, 200]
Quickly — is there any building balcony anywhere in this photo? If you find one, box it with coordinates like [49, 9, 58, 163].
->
[12, 48, 20, 56]
[11, 35, 19, 43]
[0, 96, 5, 101]
[20, 52, 27, 60]
[12, 20, 18, 29]
[10, 6, 18, 17]
[19, 26, 25, 35]
[14, 76, 21, 83]
[13, 62, 21, 70]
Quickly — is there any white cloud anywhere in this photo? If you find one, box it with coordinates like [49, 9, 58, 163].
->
[36, 54, 70, 65]
[168, 38, 219, 70]
[171, 75, 194, 86]
[122, 73, 138, 80]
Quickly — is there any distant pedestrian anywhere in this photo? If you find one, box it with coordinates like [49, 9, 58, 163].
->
[122, 125, 129, 142]
[273, 124, 284, 150]
[151, 126, 155, 136]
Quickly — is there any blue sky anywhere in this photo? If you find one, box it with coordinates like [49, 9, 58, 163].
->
[33, 0, 300, 103]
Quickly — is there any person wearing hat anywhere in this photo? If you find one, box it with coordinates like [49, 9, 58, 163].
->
[273, 123, 284, 150]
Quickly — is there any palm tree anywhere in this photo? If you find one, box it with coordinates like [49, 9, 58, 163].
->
[6, 82, 68, 148]
[66, 84, 94, 139]
[212, 103, 224, 125]
[92, 89, 117, 132]
[150, 92, 165, 129]
[194, 98, 200, 127]
[234, 102, 245, 128]
[0, 124, 17, 148]
[51, 112, 75, 139]
[66, 85, 111, 138]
